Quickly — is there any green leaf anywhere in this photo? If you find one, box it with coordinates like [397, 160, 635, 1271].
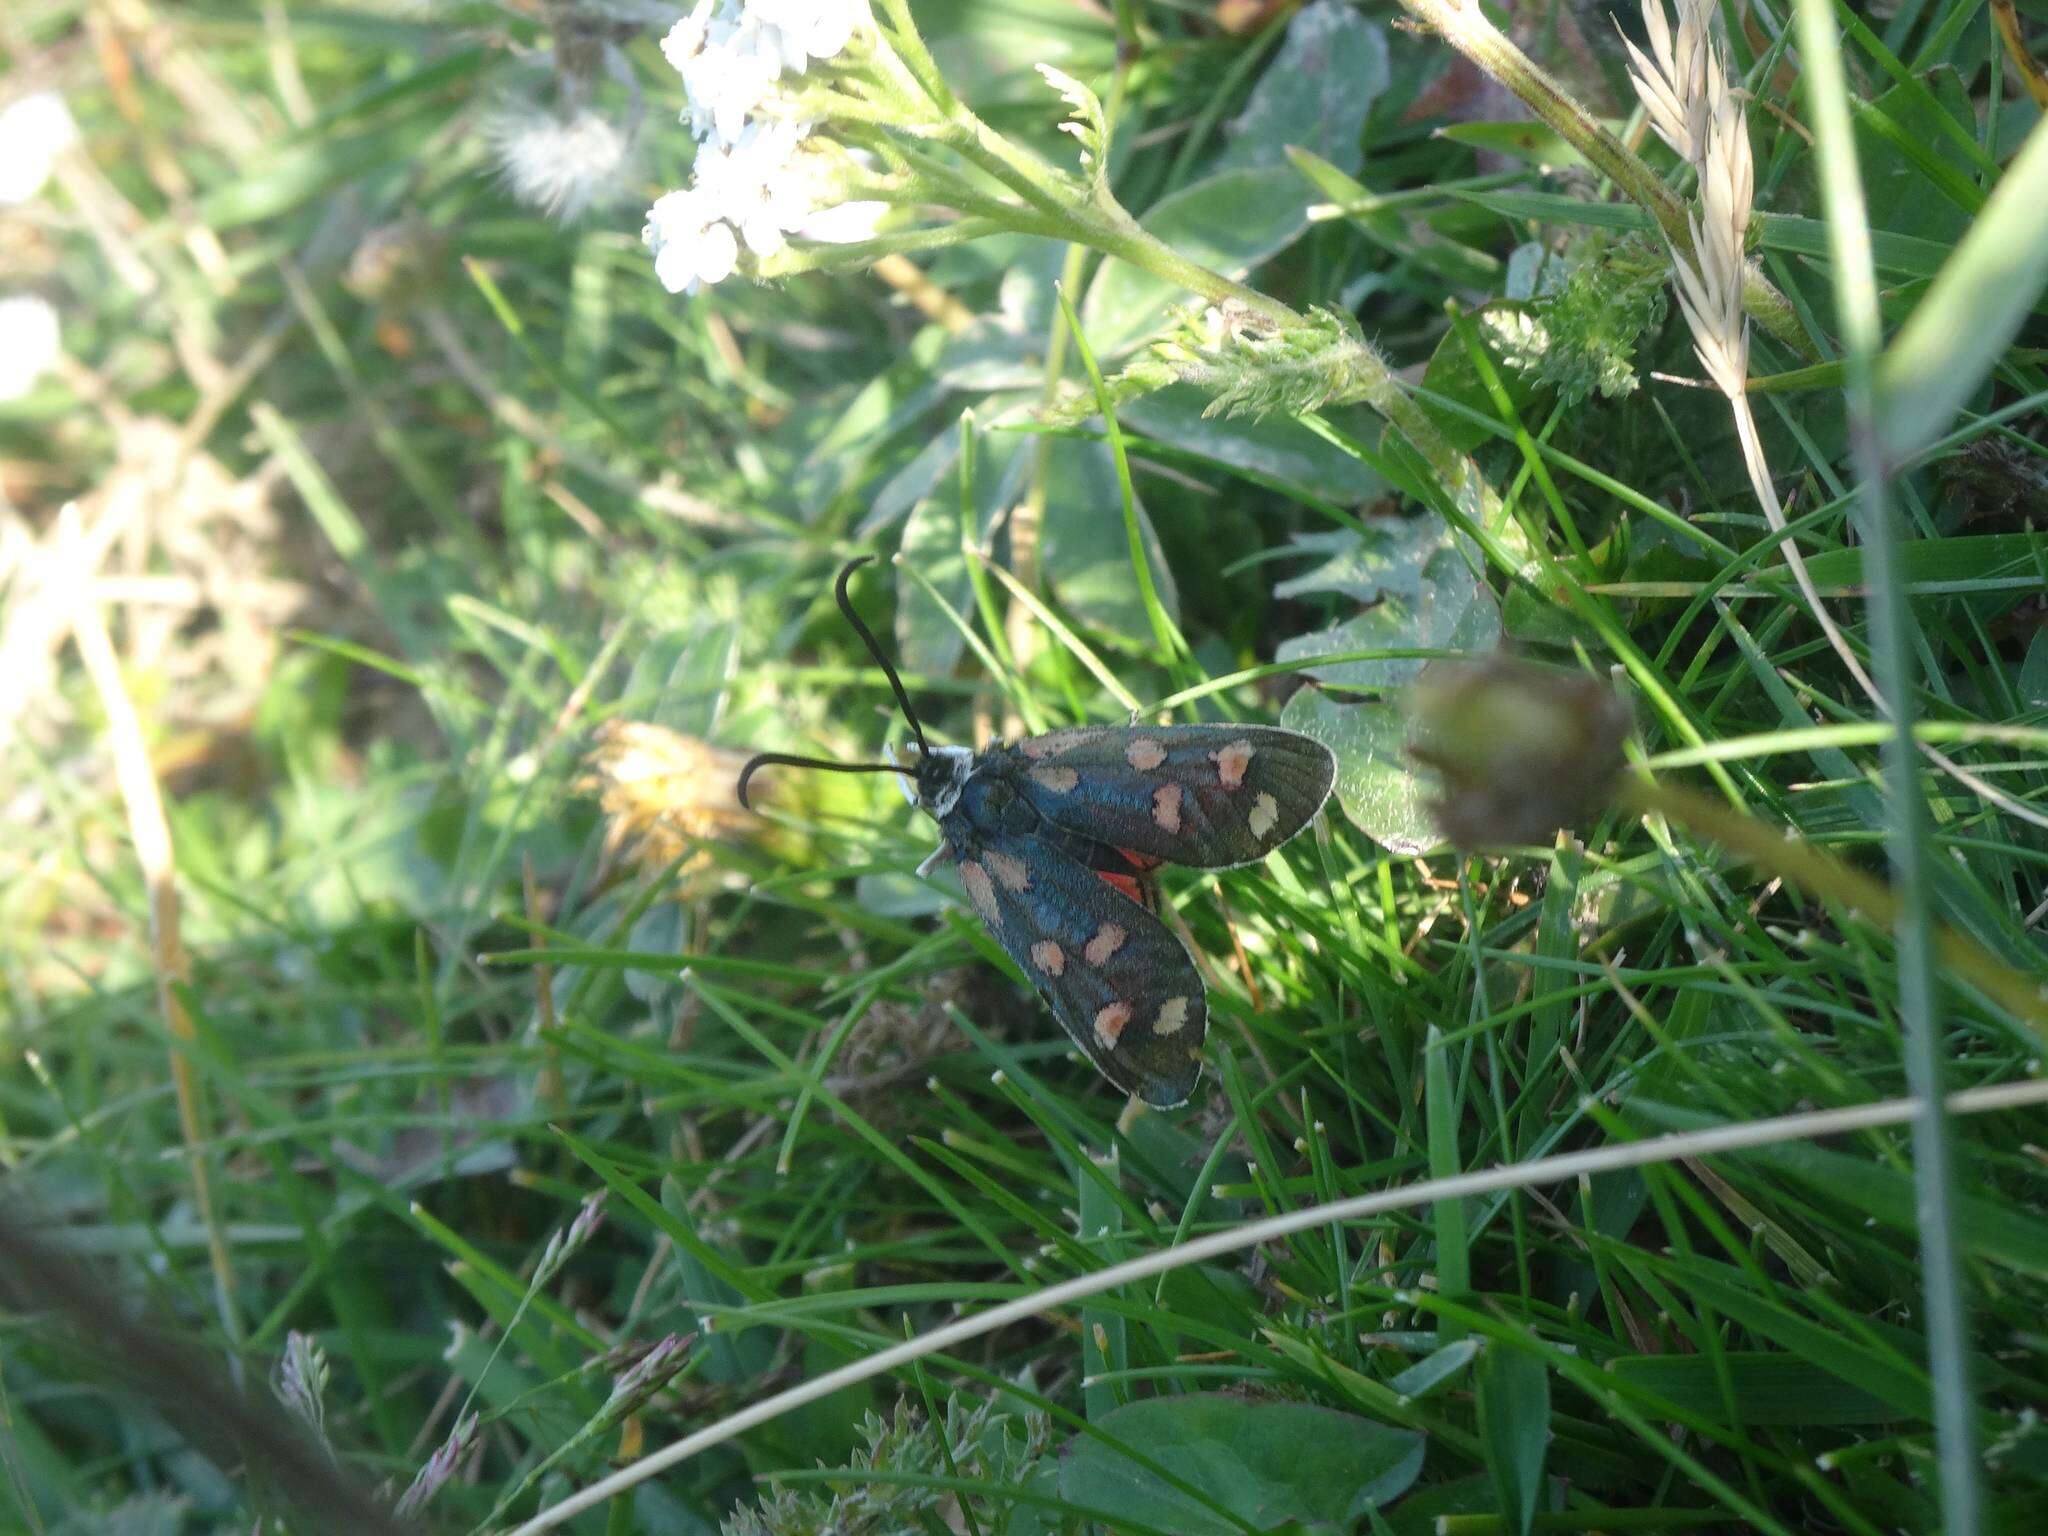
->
[1038, 435, 1181, 639]
[1388, 1338, 1480, 1400]
[1449, 189, 1963, 281]
[1658, 1262, 1930, 1420]
[1056, 1394, 1423, 1535]
[1855, 65, 1981, 247]
[1875, 114, 2048, 463]
[897, 430, 1028, 677]
[1211, 1, 1388, 178]
[1081, 169, 1314, 353]
[1280, 689, 1437, 855]
[1435, 120, 1595, 173]
[632, 618, 738, 738]
[1424, 1025, 1469, 1334]
[1416, 301, 1546, 452]
[1037, 63, 1109, 193]
[860, 424, 964, 538]
[2022, 629, 2048, 712]
[934, 247, 1067, 391]
[1476, 1344, 1549, 1535]
[1626, 1100, 2048, 1277]
[1602, 530, 2048, 599]
[1288, 146, 1502, 289]
[1273, 520, 1500, 689]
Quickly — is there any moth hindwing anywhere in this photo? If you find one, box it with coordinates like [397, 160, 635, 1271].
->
[910, 724, 1335, 1107]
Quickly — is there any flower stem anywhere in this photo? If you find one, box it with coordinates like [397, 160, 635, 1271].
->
[879, 28, 1496, 524]
[1791, 4, 1981, 1532]
[870, 0, 955, 112]
[940, 106, 1089, 225]
[1616, 772, 2048, 1045]
[1064, 202, 1491, 516]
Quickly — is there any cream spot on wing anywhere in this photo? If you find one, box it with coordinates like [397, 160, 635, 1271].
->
[959, 860, 1000, 927]
[1083, 922, 1126, 967]
[1154, 996, 1191, 1037]
[1093, 1002, 1131, 1048]
[1030, 940, 1065, 976]
[1212, 738, 1254, 790]
[1248, 791, 1280, 840]
[1029, 765, 1079, 793]
[1125, 737, 1167, 771]
[1152, 782, 1183, 834]
[984, 848, 1032, 892]
[1021, 727, 1102, 759]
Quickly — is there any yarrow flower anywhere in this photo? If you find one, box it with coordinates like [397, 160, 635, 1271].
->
[0, 93, 77, 206]
[646, 187, 741, 292]
[0, 295, 61, 403]
[644, 0, 884, 293]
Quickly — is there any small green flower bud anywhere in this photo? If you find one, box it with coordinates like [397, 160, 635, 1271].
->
[1407, 657, 1631, 847]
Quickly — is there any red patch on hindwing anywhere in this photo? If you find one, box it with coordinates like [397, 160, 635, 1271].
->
[1097, 871, 1144, 905]
[1095, 845, 1161, 907]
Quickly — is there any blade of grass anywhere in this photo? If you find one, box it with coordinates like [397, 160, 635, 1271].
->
[1792, 4, 1981, 1531]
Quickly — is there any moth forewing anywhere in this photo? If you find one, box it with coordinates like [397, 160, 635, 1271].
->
[1009, 723, 1337, 870]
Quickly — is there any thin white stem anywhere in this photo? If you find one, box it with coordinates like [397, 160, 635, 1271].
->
[1642, 0, 2048, 836]
[1730, 392, 2048, 832]
[503, 1078, 2048, 1535]
[1730, 392, 1877, 701]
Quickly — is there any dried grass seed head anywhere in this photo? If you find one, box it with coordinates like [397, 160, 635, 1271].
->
[1622, 0, 1713, 163]
[583, 720, 757, 879]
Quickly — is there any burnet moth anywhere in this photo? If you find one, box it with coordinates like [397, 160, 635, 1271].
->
[739, 557, 1337, 1108]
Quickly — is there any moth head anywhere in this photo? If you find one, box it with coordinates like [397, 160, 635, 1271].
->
[903, 743, 972, 820]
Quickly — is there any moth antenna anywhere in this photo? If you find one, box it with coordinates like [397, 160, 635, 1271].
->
[736, 752, 912, 811]
[834, 555, 930, 758]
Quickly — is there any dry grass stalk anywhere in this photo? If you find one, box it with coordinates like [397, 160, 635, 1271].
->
[1628, 0, 2048, 833]
[872, 251, 975, 332]
[1992, 1, 2048, 111]
[54, 504, 241, 1339]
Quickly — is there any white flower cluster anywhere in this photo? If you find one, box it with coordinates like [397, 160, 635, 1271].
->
[644, 0, 882, 293]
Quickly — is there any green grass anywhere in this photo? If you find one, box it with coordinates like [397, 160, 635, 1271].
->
[2, 1, 2046, 1534]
